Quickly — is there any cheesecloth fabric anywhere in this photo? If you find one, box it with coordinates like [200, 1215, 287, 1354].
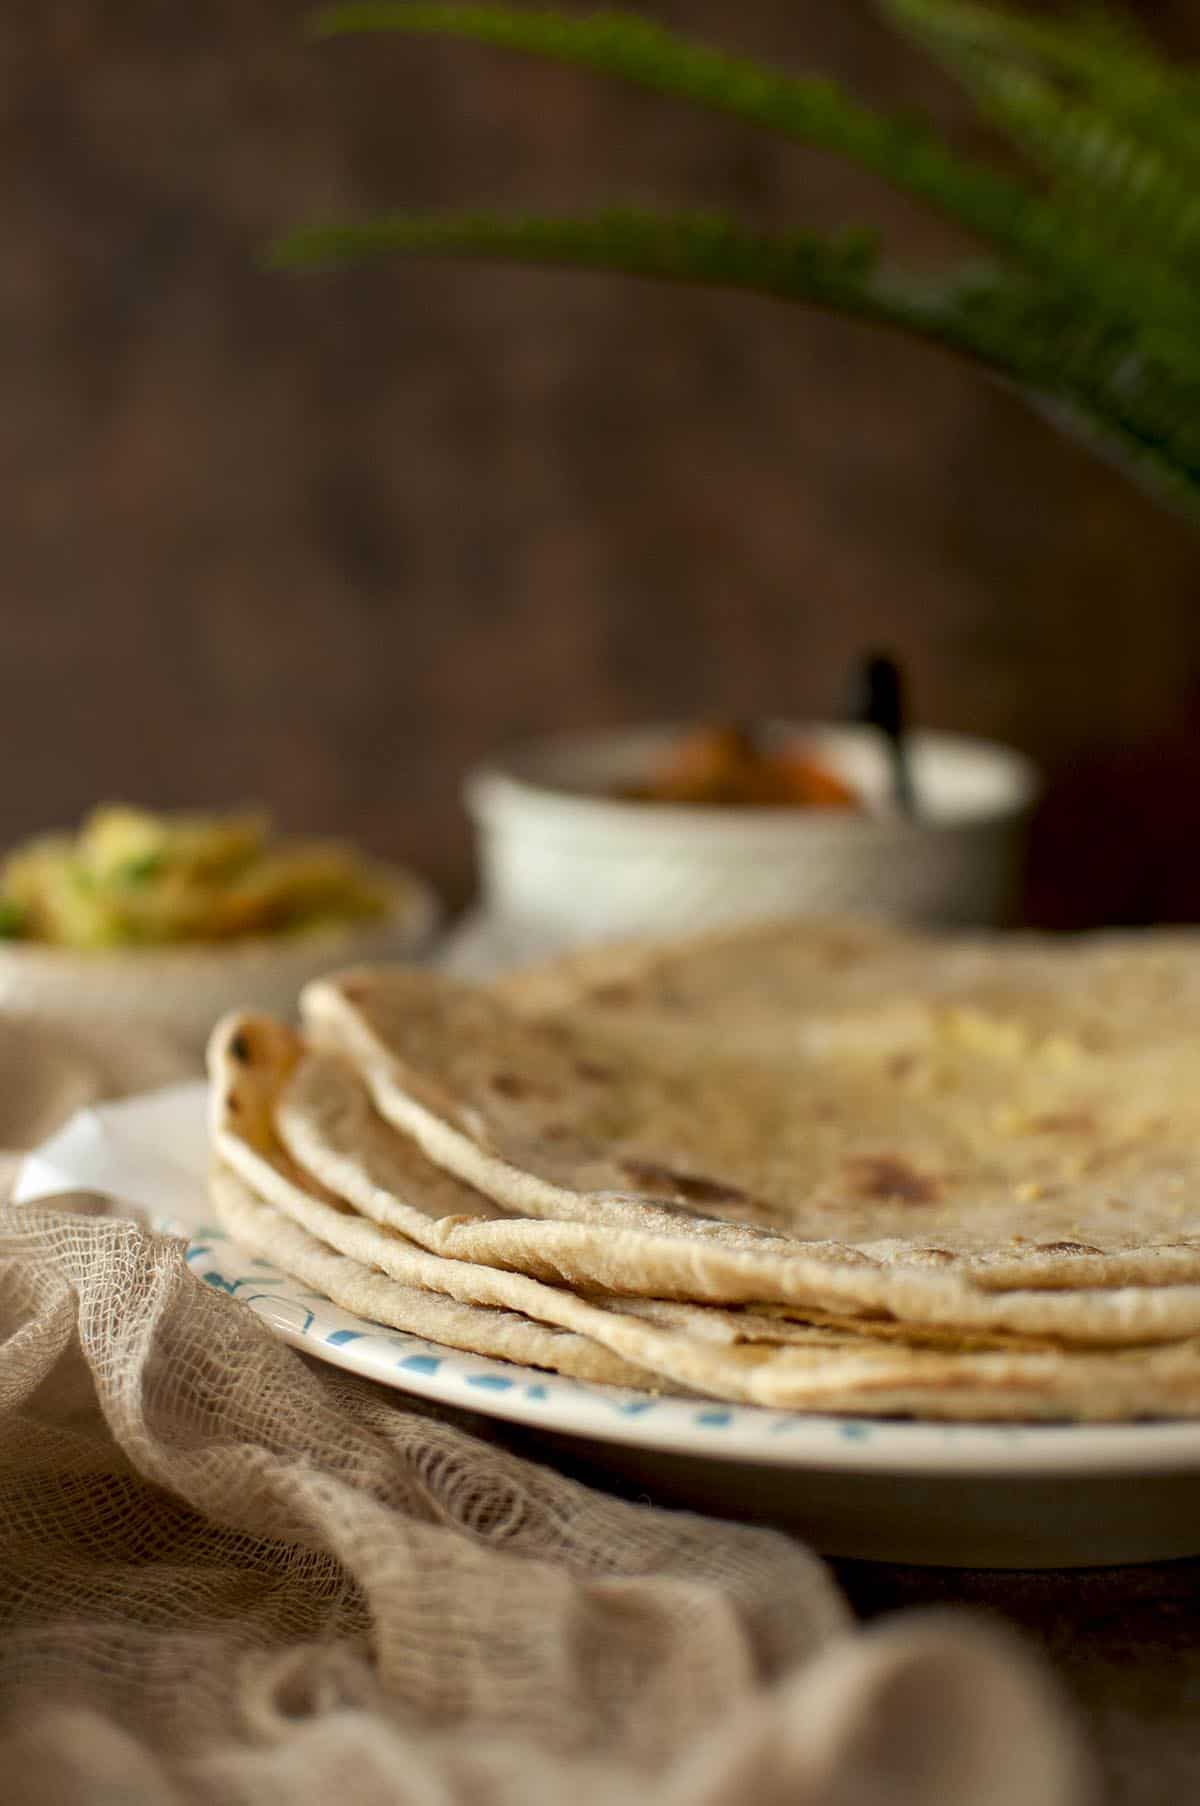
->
[0, 1012, 1088, 1805]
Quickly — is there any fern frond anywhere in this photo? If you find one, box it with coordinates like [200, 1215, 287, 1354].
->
[988, 71, 1200, 293]
[881, 0, 1200, 355]
[883, 0, 1200, 171]
[306, 9, 1057, 260]
[277, 3, 1200, 517]
[903, 47, 1200, 311]
[267, 207, 884, 303]
[309, 2, 1028, 233]
[307, 5, 1199, 342]
[268, 206, 1200, 513]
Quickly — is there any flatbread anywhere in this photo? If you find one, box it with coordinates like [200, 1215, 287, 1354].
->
[209, 1018, 1200, 1418]
[209, 1167, 643, 1385]
[493, 916, 1200, 1049]
[276, 1037, 1057, 1354]
[297, 952, 1200, 1343]
[488, 915, 913, 1020]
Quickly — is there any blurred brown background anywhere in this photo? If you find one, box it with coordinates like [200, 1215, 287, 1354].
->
[6, 0, 1200, 921]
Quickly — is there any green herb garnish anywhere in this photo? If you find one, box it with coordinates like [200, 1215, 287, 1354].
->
[0, 898, 27, 939]
[113, 851, 168, 885]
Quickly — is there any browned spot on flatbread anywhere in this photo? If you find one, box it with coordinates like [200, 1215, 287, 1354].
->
[619, 1158, 748, 1207]
[532, 1018, 572, 1048]
[824, 937, 870, 969]
[888, 1053, 918, 1080]
[489, 1072, 536, 1101]
[1081, 1137, 1149, 1175]
[574, 1059, 617, 1084]
[1029, 1111, 1096, 1135]
[590, 982, 637, 1008]
[843, 1154, 943, 1204]
[1035, 1240, 1105, 1256]
[916, 1247, 956, 1265]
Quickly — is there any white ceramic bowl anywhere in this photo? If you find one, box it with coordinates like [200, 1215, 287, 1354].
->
[0, 867, 440, 1049]
[466, 723, 1039, 951]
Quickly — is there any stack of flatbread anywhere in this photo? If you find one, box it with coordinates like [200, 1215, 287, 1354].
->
[207, 916, 1200, 1420]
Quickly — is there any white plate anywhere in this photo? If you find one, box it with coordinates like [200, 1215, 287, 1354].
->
[17, 1082, 1200, 1569]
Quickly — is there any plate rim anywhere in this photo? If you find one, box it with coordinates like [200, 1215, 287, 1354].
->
[20, 1079, 1200, 1481]
[176, 1223, 1200, 1476]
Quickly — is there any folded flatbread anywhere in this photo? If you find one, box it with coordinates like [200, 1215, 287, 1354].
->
[209, 1014, 1200, 1417]
[295, 929, 1200, 1342]
[273, 1033, 1060, 1352]
[209, 1167, 642, 1386]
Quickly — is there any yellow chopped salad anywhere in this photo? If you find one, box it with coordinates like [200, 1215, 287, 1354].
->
[0, 807, 391, 948]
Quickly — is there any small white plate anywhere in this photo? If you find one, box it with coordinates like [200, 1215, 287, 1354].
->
[17, 1082, 1200, 1569]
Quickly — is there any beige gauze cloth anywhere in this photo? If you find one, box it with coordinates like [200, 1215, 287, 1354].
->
[0, 1013, 1091, 1805]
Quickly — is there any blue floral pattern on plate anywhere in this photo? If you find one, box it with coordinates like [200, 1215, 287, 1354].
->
[20, 1047, 1200, 1564]
[16, 1080, 1200, 1485]
[173, 1218, 1200, 1479]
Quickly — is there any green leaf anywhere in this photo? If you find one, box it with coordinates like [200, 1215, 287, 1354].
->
[112, 851, 167, 886]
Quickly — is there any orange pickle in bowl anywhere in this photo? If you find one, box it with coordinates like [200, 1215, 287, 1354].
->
[620, 723, 862, 810]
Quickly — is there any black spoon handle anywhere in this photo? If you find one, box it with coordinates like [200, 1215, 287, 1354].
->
[848, 651, 917, 817]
